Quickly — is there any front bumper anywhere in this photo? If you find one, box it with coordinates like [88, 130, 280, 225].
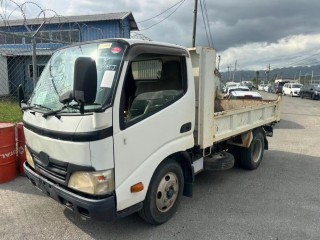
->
[23, 162, 116, 221]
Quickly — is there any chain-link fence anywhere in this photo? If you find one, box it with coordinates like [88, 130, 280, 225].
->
[0, 31, 70, 122]
[298, 74, 320, 85]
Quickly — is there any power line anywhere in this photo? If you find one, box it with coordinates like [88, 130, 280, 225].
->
[203, 0, 214, 47]
[139, 0, 185, 31]
[199, 0, 210, 47]
[199, 0, 214, 48]
[137, 0, 184, 23]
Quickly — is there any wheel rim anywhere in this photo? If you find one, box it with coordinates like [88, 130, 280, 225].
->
[252, 139, 263, 163]
[155, 172, 179, 213]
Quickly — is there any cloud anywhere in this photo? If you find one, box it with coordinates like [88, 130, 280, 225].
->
[4, 0, 320, 70]
[219, 34, 320, 70]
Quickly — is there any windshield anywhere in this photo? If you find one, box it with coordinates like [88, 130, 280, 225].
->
[292, 84, 302, 88]
[29, 41, 127, 113]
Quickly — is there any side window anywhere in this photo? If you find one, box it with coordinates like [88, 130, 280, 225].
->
[121, 54, 186, 126]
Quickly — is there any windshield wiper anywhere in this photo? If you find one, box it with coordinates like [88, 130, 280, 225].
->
[42, 104, 80, 118]
[42, 103, 102, 118]
[22, 104, 52, 111]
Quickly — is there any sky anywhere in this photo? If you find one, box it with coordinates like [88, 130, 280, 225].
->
[2, 0, 320, 72]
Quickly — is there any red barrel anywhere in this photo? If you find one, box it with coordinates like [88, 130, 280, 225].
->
[0, 123, 17, 183]
[17, 122, 26, 175]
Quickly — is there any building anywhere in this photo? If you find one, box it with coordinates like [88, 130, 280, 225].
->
[0, 12, 138, 96]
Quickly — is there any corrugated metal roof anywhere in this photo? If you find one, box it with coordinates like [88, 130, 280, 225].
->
[0, 12, 138, 30]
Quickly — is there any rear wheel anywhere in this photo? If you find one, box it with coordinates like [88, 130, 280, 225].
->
[139, 159, 183, 225]
[239, 129, 265, 170]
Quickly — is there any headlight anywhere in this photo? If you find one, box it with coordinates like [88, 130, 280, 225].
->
[25, 147, 35, 169]
[68, 169, 114, 195]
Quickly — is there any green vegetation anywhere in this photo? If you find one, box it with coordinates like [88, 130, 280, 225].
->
[0, 101, 23, 123]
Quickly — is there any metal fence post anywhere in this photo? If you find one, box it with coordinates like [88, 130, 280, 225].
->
[32, 38, 37, 88]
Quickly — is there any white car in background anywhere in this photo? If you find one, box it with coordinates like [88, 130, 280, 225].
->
[258, 84, 266, 91]
[282, 83, 303, 97]
[228, 91, 262, 100]
[224, 86, 250, 98]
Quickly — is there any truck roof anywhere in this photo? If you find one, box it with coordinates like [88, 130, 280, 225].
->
[59, 38, 188, 52]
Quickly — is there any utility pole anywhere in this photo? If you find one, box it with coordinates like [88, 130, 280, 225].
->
[299, 70, 301, 83]
[256, 71, 259, 89]
[217, 55, 221, 70]
[227, 65, 230, 81]
[232, 60, 237, 82]
[266, 64, 270, 83]
[192, 0, 198, 47]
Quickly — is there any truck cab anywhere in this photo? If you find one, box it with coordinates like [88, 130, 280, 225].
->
[23, 39, 197, 224]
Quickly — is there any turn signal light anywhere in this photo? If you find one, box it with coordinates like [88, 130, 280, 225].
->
[131, 182, 144, 193]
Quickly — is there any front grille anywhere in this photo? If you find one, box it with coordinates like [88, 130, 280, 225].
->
[27, 146, 94, 186]
[32, 154, 69, 184]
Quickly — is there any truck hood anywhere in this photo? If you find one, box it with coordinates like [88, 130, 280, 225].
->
[23, 111, 92, 167]
[23, 109, 114, 170]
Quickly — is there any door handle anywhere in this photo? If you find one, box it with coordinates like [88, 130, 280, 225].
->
[180, 122, 192, 133]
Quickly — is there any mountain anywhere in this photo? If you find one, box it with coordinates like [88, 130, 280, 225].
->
[220, 65, 320, 83]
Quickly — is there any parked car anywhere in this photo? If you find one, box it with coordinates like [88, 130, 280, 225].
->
[282, 83, 303, 97]
[267, 84, 275, 93]
[224, 86, 250, 98]
[258, 84, 266, 91]
[224, 82, 240, 93]
[240, 82, 255, 90]
[228, 91, 262, 100]
[272, 80, 291, 94]
[300, 84, 320, 100]
[263, 84, 273, 92]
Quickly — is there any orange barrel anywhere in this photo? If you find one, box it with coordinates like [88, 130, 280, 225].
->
[0, 123, 17, 183]
[17, 122, 26, 175]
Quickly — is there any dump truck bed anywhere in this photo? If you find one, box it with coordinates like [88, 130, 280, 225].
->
[212, 97, 281, 142]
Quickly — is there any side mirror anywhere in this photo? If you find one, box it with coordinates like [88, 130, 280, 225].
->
[18, 84, 25, 107]
[73, 57, 97, 105]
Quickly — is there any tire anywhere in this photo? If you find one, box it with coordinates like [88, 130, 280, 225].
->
[139, 159, 184, 225]
[311, 94, 315, 100]
[227, 145, 241, 167]
[239, 129, 265, 170]
[300, 92, 304, 98]
[204, 151, 235, 170]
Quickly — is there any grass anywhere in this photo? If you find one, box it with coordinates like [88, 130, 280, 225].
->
[0, 100, 23, 123]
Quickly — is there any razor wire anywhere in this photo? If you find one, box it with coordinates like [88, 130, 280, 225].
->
[0, 0, 106, 123]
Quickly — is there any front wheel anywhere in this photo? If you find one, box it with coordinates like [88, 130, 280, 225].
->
[139, 159, 184, 225]
[239, 129, 265, 170]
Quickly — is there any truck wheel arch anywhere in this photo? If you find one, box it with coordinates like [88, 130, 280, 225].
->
[169, 151, 194, 197]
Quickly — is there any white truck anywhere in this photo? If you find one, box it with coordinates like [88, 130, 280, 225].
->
[20, 39, 281, 225]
